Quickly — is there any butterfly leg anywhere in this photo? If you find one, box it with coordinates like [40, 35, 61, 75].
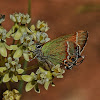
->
[75, 55, 85, 66]
[29, 55, 37, 62]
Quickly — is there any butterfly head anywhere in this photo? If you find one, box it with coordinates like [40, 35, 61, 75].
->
[33, 43, 47, 62]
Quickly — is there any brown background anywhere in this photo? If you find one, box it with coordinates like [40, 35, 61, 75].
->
[0, 0, 100, 100]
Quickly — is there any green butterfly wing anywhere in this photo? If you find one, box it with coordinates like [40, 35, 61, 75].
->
[42, 31, 88, 65]
[42, 34, 74, 65]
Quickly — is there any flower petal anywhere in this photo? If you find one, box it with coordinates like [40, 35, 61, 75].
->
[34, 83, 40, 93]
[13, 30, 22, 40]
[12, 74, 18, 82]
[30, 72, 35, 76]
[13, 48, 23, 58]
[25, 82, 34, 92]
[44, 81, 50, 90]
[39, 67, 45, 73]
[21, 75, 33, 82]
[3, 73, 11, 82]
[6, 23, 19, 38]
[17, 69, 24, 74]
[0, 67, 7, 73]
[57, 75, 63, 78]
[23, 53, 29, 61]
[8, 57, 12, 63]
[4, 43, 11, 50]
[0, 44, 7, 57]
[10, 45, 18, 50]
[30, 25, 35, 31]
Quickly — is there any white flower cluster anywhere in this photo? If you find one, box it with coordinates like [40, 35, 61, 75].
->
[22, 64, 65, 93]
[20, 32, 34, 46]
[28, 20, 50, 44]
[36, 20, 50, 32]
[0, 57, 24, 83]
[36, 67, 52, 85]
[5, 57, 21, 72]
[10, 13, 31, 24]
[3, 89, 21, 100]
[51, 64, 65, 78]
[36, 31, 50, 43]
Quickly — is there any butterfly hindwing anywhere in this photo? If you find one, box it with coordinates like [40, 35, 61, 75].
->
[76, 30, 88, 52]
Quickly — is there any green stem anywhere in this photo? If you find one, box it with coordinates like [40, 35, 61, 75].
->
[10, 39, 15, 54]
[18, 0, 31, 94]
[28, 0, 31, 27]
[18, 61, 28, 94]
[12, 40, 15, 45]
[28, 0, 31, 17]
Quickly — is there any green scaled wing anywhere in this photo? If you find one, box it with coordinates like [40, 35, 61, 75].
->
[41, 34, 74, 65]
[41, 31, 88, 65]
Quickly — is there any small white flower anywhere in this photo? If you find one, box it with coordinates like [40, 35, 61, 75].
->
[3, 57, 24, 83]
[36, 20, 49, 32]
[36, 67, 52, 90]
[36, 31, 50, 43]
[20, 32, 34, 46]
[51, 64, 65, 78]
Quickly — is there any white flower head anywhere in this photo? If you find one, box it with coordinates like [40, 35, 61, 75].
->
[10, 13, 31, 24]
[36, 67, 52, 85]
[20, 32, 34, 46]
[5, 57, 21, 71]
[3, 89, 21, 100]
[36, 20, 50, 32]
[36, 31, 50, 43]
[51, 64, 65, 78]
[3, 57, 24, 83]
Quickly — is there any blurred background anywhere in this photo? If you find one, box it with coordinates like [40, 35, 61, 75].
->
[0, 0, 100, 100]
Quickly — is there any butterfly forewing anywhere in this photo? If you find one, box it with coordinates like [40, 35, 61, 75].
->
[42, 34, 74, 65]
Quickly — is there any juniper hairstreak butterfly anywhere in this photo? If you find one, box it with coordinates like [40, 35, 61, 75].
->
[34, 30, 88, 69]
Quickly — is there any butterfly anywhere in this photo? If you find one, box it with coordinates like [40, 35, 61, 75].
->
[33, 30, 88, 69]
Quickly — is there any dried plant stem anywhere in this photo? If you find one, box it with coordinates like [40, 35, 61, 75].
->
[18, 61, 27, 94]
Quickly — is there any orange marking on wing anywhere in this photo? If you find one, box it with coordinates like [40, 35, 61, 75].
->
[63, 41, 68, 62]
